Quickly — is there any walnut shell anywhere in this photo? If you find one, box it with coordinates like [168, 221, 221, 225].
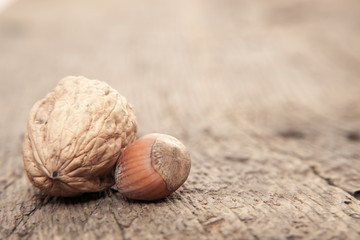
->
[22, 76, 137, 197]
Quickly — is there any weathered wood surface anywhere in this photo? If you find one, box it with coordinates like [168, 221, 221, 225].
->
[1, 0, 360, 239]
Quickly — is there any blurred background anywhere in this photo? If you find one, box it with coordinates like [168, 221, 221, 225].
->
[1, 0, 360, 147]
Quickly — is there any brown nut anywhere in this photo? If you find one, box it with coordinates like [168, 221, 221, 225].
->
[22, 76, 137, 197]
[115, 133, 191, 201]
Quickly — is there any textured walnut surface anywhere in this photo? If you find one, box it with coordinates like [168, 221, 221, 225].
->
[22, 76, 137, 196]
[2, 0, 360, 240]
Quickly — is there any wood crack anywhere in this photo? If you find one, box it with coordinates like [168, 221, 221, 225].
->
[310, 166, 354, 197]
[7, 196, 52, 238]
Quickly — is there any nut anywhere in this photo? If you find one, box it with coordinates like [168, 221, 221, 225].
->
[22, 76, 137, 197]
[115, 133, 191, 200]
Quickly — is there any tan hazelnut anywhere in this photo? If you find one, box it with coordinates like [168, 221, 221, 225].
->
[22, 76, 137, 197]
[115, 133, 191, 201]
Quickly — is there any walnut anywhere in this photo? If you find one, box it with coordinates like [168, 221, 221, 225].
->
[22, 76, 137, 197]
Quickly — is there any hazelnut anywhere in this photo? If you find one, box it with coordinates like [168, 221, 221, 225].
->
[22, 76, 137, 197]
[115, 133, 191, 200]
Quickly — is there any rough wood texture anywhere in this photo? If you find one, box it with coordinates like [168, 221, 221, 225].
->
[1, 0, 360, 239]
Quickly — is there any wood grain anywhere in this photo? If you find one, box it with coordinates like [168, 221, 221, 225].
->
[1, 0, 360, 239]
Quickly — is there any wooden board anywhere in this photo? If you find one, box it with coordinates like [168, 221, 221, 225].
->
[1, 0, 360, 239]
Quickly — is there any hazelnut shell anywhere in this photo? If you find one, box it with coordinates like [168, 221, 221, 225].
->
[115, 133, 191, 201]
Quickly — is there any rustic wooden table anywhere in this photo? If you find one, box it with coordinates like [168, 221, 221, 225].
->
[1, 0, 360, 239]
